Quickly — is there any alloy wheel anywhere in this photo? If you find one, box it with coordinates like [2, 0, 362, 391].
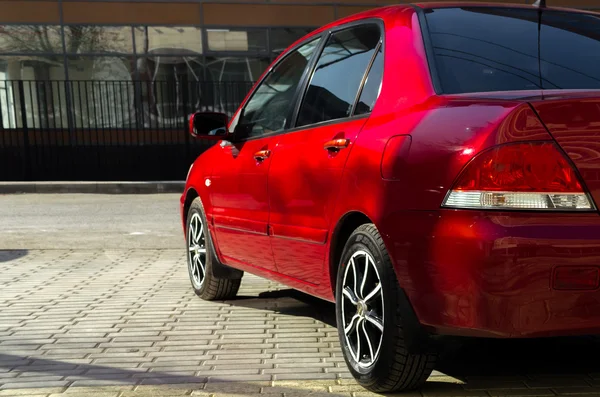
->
[341, 250, 385, 368]
[188, 213, 207, 289]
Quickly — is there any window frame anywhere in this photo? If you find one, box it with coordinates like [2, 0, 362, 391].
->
[290, 19, 384, 130]
[228, 32, 326, 142]
[353, 42, 384, 116]
[230, 17, 384, 142]
[413, 6, 443, 95]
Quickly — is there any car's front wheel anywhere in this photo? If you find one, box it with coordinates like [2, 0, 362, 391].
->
[335, 224, 436, 393]
[186, 197, 241, 300]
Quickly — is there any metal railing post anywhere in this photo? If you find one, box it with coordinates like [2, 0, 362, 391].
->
[17, 80, 31, 180]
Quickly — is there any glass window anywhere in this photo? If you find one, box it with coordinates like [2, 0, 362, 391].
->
[234, 38, 320, 139]
[64, 26, 134, 54]
[0, 25, 62, 53]
[206, 28, 268, 53]
[67, 56, 136, 128]
[135, 26, 202, 56]
[540, 11, 600, 89]
[355, 48, 383, 116]
[296, 24, 380, 127]
[424, 7, 600, 93]
[0, 57, 69, 129]
[205, 57, 269, 82]
[270, 28, 314, 55]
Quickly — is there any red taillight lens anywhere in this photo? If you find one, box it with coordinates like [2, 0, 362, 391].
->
[453, 142, 583, 192]
[443, 142, 594, 211]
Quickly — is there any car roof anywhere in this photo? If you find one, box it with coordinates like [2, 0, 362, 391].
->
[305, 2, 600, 36]
[414, 2, 600, 15]
[278, 1, 599, 69]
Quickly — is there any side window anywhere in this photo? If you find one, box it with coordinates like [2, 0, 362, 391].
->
[354, 48, 383, 115]
[234, 39, 320, 140]
[296, 24, 380, 127]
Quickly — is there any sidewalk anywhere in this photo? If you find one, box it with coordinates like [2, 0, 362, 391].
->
[2, 248, 599, 397]
[0, 182, 184, 194]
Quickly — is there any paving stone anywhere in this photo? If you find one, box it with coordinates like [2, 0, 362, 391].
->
[3, 248, 598, 396]
[203, 382, 267, 393]
[526, 378, 590, 388]
[0, 388, 67, 396]
[0, 381, 70, 389]
[553, 387, 600, 395]
[488, 390, 556, 396]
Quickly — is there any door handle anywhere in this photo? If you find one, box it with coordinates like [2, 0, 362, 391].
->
[254, 150, 271, 162]
[324, 138, 350, 152]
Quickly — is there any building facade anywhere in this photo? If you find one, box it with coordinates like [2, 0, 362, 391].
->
[0, 0, 598, 181]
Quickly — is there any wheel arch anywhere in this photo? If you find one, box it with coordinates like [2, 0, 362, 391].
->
[183, 187, 199, 225]
[329, 211, 435, 355]
[329, 211, 373, 295]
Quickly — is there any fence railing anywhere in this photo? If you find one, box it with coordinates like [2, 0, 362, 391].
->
[0, 79, 255, 181]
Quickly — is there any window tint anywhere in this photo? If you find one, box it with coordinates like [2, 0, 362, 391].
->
[355, 48, 383, 115]
[297, 24, 380, 127]
[424, 7, 600, 94]
[424, 8, 540, 94]
[235, 39, 319, 139]
[540, 12, 600, 89]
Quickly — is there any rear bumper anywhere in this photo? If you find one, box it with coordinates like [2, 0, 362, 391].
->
[380, 209, 600, 338]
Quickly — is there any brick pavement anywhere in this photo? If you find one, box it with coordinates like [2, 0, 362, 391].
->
[2, 249, 600, 396]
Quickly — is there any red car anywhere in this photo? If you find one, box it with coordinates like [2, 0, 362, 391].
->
[181, 2, 600, 392]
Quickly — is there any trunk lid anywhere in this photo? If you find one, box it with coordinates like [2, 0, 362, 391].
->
[529, 94, 600, 209]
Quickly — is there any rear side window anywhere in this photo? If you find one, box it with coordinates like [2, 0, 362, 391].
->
[296, 24, 381, 127]
[423, 7, 600, 93]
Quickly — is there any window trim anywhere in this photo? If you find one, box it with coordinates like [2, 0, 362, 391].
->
[290, 18, 384, 130]
[230, 17, 384, 143]
[412, 6, 443, 95]
[351, 40, 383, 117]
[228, 32, 326, 142]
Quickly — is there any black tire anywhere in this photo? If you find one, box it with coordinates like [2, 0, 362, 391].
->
[335, 223, 436, 393]
[186, 197, 241, 300]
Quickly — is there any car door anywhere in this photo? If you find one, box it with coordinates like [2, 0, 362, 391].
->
[268, 23, 384, 282]
[208, 37, 322, 271]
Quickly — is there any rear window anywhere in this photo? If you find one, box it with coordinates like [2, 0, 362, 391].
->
[423, 7, 600, 94]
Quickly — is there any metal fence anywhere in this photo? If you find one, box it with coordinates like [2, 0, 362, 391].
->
[0, 79, 254, 181]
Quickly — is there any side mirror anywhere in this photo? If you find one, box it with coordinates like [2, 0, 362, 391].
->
[189, 112, 229, 140]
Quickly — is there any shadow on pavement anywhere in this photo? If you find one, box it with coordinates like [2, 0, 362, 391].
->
[228, 288, 600, 391]
[230, 288, 337, 327]
[0, 250, 28, 263]
[0, 353, 462, 395]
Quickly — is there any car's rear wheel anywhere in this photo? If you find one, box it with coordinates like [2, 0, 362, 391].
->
[186, 197, 241, 300]
[335, 224, 436, 393]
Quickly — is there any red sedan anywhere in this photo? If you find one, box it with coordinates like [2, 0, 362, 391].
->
[181, 2, 600, 392]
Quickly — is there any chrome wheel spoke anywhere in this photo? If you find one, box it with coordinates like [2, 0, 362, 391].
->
[362, 320, 375, 363]
[363, 283, 381, 303]
[341, 250, 384, 368]
[360, 254, 369, 299]
[343, 286, 358, 306]
[351, 318, 362, 362]
[344, 314, 360, 335]
[188, 213, 206, 288]
[365, 311, 384, 332]
[195, 222, 203, 244]
[349, 258, 359, 299]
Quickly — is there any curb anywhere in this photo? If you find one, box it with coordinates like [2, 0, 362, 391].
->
[0, 181, 185, 194]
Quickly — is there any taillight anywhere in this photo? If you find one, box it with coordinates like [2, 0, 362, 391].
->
[442, 142, 595, 211]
